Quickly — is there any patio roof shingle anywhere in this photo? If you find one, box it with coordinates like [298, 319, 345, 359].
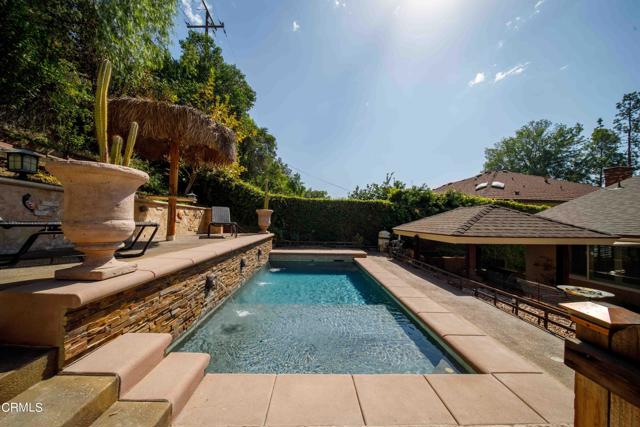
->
[393, 205, 615, 244]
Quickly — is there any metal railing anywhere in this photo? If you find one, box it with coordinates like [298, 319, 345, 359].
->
[391, 252, 575, 337]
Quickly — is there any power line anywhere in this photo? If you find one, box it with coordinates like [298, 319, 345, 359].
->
[186, 0, 225, 37]
[288, 164, 351, 193]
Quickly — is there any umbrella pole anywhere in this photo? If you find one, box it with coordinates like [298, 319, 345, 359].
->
[167, 142, 179, 241]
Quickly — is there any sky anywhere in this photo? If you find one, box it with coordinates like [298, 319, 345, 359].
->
[171, 0, 640, 197]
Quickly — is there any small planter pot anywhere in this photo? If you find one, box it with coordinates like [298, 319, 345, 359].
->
[256, 209, 273, 233]
[46, 159, 149, 281]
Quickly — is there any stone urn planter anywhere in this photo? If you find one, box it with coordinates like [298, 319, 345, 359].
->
[256, 209, 273, 233]
[46, 159, 149, 280]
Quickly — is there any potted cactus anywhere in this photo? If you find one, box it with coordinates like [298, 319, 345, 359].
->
[256, 178, 273, 233]
[46, 59, 149, 281]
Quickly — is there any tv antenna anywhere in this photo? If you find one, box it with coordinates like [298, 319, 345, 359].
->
[186, 0, 225, 37]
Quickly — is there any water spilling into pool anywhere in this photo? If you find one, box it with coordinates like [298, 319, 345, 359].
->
[173, 261, 465, 374]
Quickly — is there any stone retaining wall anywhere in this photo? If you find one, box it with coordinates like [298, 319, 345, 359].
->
[63, 239, 271, 363]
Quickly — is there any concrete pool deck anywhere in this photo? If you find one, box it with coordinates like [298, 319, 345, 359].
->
[176, 251, 573, 426]
[363, 255, 574, 388]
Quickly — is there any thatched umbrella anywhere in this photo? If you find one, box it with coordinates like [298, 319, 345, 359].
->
[109, 97, 237, 240]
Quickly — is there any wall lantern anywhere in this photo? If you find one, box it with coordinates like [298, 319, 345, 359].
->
[7, 149, 40, 179]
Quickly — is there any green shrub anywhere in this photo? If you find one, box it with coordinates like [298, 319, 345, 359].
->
[195, 171, 394, 245]
[195, 172, 547, 245]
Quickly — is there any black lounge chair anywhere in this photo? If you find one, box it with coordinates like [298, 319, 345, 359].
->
[207, 206, 238, 238]
[0, 220, 159, 267]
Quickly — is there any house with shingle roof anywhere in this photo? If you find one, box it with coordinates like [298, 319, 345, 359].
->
[393, 172, 640, 309]
[393, 205, 615, 290]
[433, 170, 598, 206]
[536, 176, 640, 306]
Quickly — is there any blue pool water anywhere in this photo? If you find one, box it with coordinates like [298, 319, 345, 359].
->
[173, 261, 466, 374]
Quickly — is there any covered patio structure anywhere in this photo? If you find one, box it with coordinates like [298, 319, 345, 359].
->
[109, 97, 237, 241]
[392, 205, 617, 288]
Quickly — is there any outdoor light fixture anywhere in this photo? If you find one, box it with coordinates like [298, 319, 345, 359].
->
[6, 149, 39, 179]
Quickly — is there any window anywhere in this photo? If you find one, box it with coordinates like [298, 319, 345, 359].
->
[570, 245, 587, 276]
[590, 245, 640, 287]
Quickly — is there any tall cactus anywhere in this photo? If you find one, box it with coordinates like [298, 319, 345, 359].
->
[263, 178, 270, 210]
[122, 121, 138, 167]
[110, 135, 123, 165]
[95, 59, 112, 163]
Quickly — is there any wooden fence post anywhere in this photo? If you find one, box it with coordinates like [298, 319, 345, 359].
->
[561, 302, 640, 427]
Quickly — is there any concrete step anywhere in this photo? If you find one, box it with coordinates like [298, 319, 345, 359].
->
[63, 333, 172, 396]
[0, 375, 117, 427]
[0, 345, 57, 403]
[122, 352, 210, 420]
[90, 401, 171, 427]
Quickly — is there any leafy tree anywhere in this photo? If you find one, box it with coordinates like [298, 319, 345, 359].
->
[0, 0, 176, 155]
[349, 173, 406, 200]
[94, 0, 177, 93]
[582, 119, 624, 186]
[153, 32, 255, 117]
[613, 91, 640, 169]
[304, 189, 330, 198]
[483, 119, 588, 182]
[0, 1, 93, 155]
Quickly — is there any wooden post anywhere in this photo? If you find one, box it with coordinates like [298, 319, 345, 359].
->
[466, 244, 478, 280]
[561, 302, 640, 427]
[167, 142, 180, 241]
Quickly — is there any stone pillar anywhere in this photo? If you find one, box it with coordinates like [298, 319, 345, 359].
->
[561, 302, 640, 427]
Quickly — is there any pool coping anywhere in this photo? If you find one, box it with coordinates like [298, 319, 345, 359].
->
[354, 257, 545, 376]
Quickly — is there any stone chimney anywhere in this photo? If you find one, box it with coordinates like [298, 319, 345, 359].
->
[604, 166, 633, 187]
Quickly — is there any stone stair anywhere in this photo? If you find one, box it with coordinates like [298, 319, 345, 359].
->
[0, 344, 57, 403]
[0, 333, 210, 427]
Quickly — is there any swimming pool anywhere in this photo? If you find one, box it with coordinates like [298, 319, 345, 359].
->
[173, 261, 467, 374]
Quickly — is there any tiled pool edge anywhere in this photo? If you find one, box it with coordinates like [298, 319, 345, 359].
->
[354, 257, 545, 375]
[355, 259, 475, 374]
[354, 256, 574, 425]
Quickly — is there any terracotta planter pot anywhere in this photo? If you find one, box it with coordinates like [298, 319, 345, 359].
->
[256, 209, 273, 233]
[46, 159, 149, 281]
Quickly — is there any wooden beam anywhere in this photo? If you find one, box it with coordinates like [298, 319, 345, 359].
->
[167, 142, 180, 241]
[564, 337, 640, 408]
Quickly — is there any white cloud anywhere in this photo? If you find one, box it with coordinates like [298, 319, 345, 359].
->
[182, 0, 203, 25]
[497, 40, 504, 49]
[494, 63, 529, 82]
[292, 20, 300, 32]
[334, 0, 346, 8]
[506, 17, 521, 30]
[468, 72, 486, 87]
[559, 64, 569, 71]
[535, 0, 545, 10]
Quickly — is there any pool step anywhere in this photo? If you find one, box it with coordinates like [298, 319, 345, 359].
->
[121, 352, 210, 420]
[0, 375, 118, 427]
[90, 401, 171, 427]
[63, 333, 172, 396]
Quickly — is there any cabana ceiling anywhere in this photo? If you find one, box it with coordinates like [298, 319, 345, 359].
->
[393, 205, 618, 246]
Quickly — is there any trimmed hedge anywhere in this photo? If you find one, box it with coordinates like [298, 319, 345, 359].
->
[195, 172, 546, 245]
